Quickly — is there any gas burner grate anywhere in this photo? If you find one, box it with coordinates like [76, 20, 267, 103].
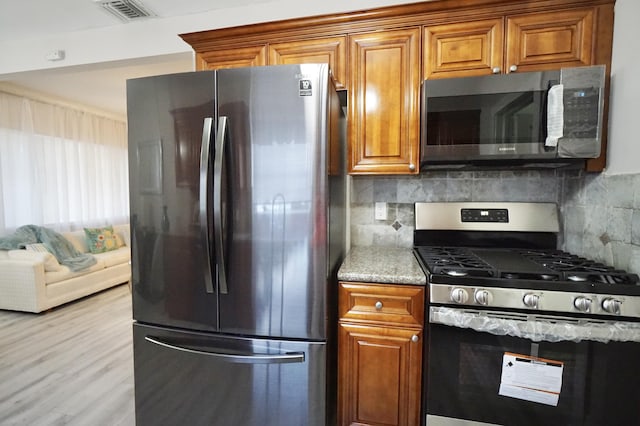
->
[416, 246, 495, 277]
[519, 249, 640, 286]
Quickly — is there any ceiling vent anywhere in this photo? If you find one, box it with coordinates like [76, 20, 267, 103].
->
[95, 0, 154, 21]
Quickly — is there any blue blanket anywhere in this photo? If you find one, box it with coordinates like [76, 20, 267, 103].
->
[0, 225, 96, 272]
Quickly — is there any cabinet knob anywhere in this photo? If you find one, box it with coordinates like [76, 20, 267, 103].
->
[374, 301, 383, 310]
[509, 64, 518, 72]
[411, 335, 419, 343]
[492, 67, 501, 74]
[408, 163, 416, 171]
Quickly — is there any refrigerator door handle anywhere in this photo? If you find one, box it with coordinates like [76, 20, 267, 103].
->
[144, 336, 306, 364]
[199, 117, 215, 294]
[214, 116, 229, 294]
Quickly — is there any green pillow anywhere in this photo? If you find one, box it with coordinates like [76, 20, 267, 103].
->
[84, 226, 122, 254]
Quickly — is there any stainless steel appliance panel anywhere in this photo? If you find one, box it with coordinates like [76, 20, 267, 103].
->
[216, 64, 332, 340]
[127, 71, 219, 332]
[133, 323, 326, 426]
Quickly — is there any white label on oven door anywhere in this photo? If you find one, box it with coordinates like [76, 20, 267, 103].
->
[498, 352, 563, 406]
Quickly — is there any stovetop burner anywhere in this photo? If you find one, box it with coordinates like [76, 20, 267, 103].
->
[415, 246, 640, 289]
[415, 247, 494, 277]
[517, 249, 639, 286]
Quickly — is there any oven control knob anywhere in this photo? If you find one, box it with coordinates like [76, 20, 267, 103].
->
[474, 289, 492, 306]
[523, 293, 540, 309]
[450, 288, 469, 304]
[573, 296, 592, 312]
[602, 298, 622, 315]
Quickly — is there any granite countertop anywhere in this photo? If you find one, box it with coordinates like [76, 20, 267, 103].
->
[337, 246, 427, 286]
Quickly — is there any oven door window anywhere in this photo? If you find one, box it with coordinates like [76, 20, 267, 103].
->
[427, 323, 640, 425]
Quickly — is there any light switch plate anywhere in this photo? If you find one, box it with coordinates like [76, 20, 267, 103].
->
[374, 202, 387, 221]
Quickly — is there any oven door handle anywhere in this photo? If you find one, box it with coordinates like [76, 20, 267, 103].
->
[429, 306, 640, 344]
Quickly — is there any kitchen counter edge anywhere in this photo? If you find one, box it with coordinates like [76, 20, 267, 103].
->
[337, 246, 427, 286]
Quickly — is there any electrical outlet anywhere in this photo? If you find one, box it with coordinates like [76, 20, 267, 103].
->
[374, 202, 387, 221]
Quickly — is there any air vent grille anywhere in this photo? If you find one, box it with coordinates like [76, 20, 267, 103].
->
[96, 0, 154, 21]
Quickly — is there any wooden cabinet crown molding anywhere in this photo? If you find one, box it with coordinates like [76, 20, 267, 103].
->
[179, 0, 613, 50]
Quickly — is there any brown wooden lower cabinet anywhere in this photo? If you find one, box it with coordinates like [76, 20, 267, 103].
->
[338, 282, 425, 426]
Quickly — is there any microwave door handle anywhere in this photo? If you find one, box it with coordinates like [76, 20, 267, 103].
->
[199, 117, 215, 294]
[541, 78, 562, 148]
[213, 116, 228, 295]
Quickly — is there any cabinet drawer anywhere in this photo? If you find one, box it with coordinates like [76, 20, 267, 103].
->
[339, 282, 424, 327]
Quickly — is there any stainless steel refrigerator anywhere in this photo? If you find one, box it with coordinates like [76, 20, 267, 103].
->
[126, 64, 346, 426]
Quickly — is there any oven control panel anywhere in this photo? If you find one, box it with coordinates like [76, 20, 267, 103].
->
[460, 208, 509, 223]
[429, 284, 640, 319]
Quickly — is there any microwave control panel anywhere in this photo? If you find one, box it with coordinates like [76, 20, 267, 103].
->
[563, 87, 600, 139]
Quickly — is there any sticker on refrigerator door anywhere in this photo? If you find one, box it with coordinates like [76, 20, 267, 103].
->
[299, 79, 313, 96]
[498, 352, 564, 406]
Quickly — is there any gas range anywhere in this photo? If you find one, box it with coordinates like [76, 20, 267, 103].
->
[413, 202, 640, 319]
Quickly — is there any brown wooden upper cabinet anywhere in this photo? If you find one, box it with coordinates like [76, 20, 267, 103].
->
[195, 37, 347, 89]
[197, 45, 268, 70]
[424, 8, 595, 79]
[348, 28, 421, 175]
[268, 37, 347, 90]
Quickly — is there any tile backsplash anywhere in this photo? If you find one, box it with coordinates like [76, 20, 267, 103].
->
[349, 169, 640, 274]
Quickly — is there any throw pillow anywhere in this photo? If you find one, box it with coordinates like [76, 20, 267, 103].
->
[84, 226, 122, 254]
[24, 243, 63, 272]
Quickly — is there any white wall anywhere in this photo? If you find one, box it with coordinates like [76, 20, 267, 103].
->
[606, 0, 640, 175]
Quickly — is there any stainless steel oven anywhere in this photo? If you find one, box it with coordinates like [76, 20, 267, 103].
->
[413, 202, 640, 426]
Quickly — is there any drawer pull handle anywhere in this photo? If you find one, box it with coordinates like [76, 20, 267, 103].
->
[374, 301, 383, 310]
[411, 335, 419, 343]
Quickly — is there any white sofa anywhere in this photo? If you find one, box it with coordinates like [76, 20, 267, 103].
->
[0, 224, 131, 313]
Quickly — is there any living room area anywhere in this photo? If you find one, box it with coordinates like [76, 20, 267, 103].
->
[0, 84, 134, 425]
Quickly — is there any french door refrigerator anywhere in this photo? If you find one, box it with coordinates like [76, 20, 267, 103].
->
[126, 64, 346, 426]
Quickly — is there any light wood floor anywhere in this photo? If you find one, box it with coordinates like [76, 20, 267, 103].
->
[0, 284, 135, 425]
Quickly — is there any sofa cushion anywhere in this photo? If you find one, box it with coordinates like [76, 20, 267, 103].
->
[84, 226, 123, 254]
[93, 246, 130, 268]
[63, 230, 90, 254]
[114, 224, 131, 247]
[44, 259, 106, 285]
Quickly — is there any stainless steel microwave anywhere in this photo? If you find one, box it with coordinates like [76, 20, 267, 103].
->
[420, 65, 606, 169]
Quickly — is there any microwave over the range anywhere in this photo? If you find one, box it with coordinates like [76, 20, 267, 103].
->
[420, 65, 606, 169]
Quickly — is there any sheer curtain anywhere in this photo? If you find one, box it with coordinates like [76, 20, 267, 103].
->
[0, 89, 129, 235]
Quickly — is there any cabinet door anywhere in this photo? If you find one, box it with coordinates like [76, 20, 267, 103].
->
[338, 323, 422, 426]
[196, 45, 268, 70]
[348, 28, 420, 175]
[269, 37, 347, 89]
[506, 8, 594, 73]
[423, 18, 504, 79]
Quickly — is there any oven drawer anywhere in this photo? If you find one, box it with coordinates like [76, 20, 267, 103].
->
[338, 282, 424, 327]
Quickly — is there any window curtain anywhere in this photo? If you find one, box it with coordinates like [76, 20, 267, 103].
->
[0, 90, 129, 235]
